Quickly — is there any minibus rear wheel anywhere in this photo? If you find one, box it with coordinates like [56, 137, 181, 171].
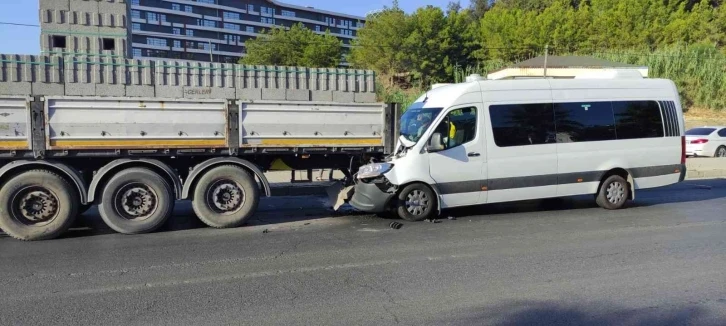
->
[396, 183, 436, 221]
[596, 175, 630, 210]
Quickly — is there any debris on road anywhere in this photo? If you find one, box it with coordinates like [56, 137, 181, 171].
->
[262, 229, 270, 234]
[389, 222, 403, 229]
[425, 219, 441, 224]
[448, 216, 457, 220]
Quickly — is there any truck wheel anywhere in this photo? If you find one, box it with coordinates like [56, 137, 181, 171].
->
[396, 183, 436, 221]
[595, 175, 630, 210]
[192, 165, 259, 228]
[98, 168, 174, 234]
[0, 170, 79, 241]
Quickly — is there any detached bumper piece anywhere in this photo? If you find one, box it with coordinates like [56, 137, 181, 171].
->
[350, 179, 395, 213]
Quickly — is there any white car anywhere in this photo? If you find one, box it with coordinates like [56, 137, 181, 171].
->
[685, 126, 726, 157]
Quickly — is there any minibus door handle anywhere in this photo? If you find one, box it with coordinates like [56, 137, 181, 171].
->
[467, 152, 480, 157]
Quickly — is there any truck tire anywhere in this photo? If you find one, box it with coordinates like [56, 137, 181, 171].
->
[595, 175, 630, 210]
[0, 170, 79, 241]
[192, 165, 260, 228]
[396, 183, 436, 222]
[98, 168, 174, 234]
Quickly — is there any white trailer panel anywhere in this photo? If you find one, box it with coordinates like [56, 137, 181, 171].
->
[44, 97, 227, 149]
[0, 96, 32, 150]
[239, 101, 385, 147]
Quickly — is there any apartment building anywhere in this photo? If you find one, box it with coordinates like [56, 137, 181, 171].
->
[39, 0, 365, 65]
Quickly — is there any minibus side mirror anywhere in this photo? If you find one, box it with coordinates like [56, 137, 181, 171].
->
[427, 132, 445, 152]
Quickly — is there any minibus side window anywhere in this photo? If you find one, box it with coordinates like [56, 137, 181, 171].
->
[612, 101, 664, 139]
[554, 101, 616, 143]
[433, 107, 477, 150]
[489, 103, 556, 147]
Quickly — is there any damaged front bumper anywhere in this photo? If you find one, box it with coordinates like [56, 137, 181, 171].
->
[349, 179, 395, 213]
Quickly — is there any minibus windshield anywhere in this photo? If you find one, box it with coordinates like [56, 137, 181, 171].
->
[400, 104, 443, 143]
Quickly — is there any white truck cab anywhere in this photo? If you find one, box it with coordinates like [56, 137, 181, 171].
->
[350, 74, 687, 221]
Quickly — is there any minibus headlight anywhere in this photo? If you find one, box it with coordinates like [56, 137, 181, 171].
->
[357, 163, 394, 179]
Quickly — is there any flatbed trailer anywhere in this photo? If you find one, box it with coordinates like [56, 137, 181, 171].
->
[0, 95, 399, 240]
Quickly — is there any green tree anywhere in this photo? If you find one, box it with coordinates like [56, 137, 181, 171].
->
[469, 0, 492, 20]
[404, 6, 450, 84]
[492, 0, 556, 11]
[240, 23, 341, 67]
[349, 3, 412, 86]
[478, 6, 540, 61]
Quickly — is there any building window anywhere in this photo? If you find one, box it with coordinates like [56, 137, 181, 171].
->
[223, 23, 240, 31]
[357, 21, 365, 28]
[325, 17, 336, 25]
[246, 26, 254, 33]
[281, 10, 295, 17]
[260, 17, 275, 25]
[51, 35, 67, 48]
[196, 0, 215, 4]
[132, 23, 141, 31]
[247, 4, 255, 12]
[131, 0, 140, 5]
[197, 19, 217, 27]
[315, 25, 321, 32]
[185, 5, 193, 13]
[261, 6, 274, 15]
[224, 12, 240, 20]
[340, 29, 353, 36]
[224, 34, 240, 43]
[172, 3, 180, 11]
[149, 50, 168, 57]
[131, 10, 141, 19]
[132, 48, 142, 57]
[173, 28, 181, 35]
[198, 43, 217, 50]
[146, 37, 167, 47]
[102, 38, 115, 51]
[173, 40, 181, 48]
[160, 14, 167, 22]
[147, 12, 159, 22]
[186, 41, 195, 48]
[186, 29, 194, 36]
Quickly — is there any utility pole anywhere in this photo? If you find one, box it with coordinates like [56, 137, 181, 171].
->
[543, 44, 549, 78]
[209, 40, 213, 62]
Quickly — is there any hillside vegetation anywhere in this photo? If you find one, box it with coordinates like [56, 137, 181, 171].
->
[350, 0, 726, 112]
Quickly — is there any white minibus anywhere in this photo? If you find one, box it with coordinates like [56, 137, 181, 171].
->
[350, 73, 687, 221]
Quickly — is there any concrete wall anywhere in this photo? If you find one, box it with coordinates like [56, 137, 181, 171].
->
[0, 55, 377, 102]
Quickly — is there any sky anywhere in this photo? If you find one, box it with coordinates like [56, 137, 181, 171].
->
[0, 0, 458, 55]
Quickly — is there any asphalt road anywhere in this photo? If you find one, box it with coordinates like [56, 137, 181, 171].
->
[1, 179, 726, 326]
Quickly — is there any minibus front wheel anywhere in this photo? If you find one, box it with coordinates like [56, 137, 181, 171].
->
[396, 183, 437, 221]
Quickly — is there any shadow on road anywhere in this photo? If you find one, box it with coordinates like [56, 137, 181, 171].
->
[55, 196, 365, 240]
[2, 179, 724, 240]
[443, 300, 724, 326]
[446, 179, 726, 219]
